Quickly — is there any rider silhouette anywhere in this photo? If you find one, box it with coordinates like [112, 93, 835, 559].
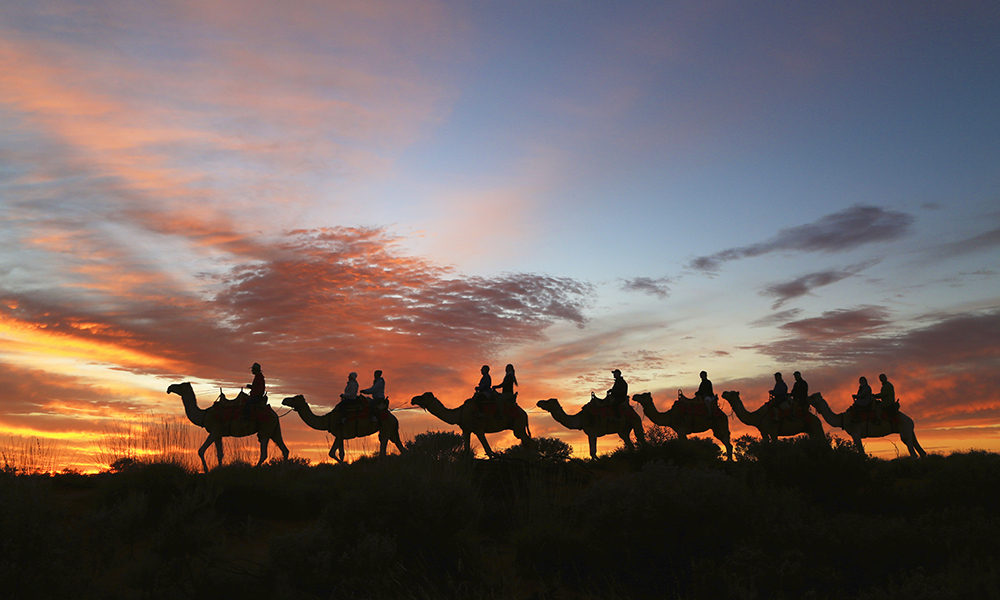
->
[242, 362, 266, 419]
[593, 369, 628, 418]
[360, 370, 386, 422]
[492, 364, 518, 402]
[790, 371, 809, 411]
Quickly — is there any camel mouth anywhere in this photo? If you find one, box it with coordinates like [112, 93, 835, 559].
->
[280, 395, 303, 407]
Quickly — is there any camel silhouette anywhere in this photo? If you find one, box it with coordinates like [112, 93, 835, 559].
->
[535, 398, 644, 459]
[410, 392, 531, 458]
[281, 395, 404, 463]
[721, 390, 826, 443]
[631, 392, 733, 460]
[809, 392, 926, 457]
[167, 382, 289, 472]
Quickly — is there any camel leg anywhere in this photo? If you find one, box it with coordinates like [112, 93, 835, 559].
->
[329, 438, 345, 463]
[462, 431, 472, 454]
[390, 431, 406, 455]
[516, 425, 532, 448]
[851, 434, 866, 454]
[633, 425, 645, 447]
[589, 435, 598, 459]
[903, 428, 926, 458]
[620, 432, 635, 452]
[255, 433, 269, 467]
[272, 429, 290, 461]
[197, 434, 216, 472]
[379, 433, 389, 458]
[715, 430, 734, 461]
[476, 432, 496, 458]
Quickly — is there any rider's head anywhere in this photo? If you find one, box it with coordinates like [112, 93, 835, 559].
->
[374, 370, 383, 379]
[700, 371, 707, 379]
[793, 371, 801, 380]
[774, 372, 782, 380]
[250, 362, 261, 374]
[481, 365, 490, 374]
[879, 373, 887, 382]
[349, 372, 357, 380]
[612, 369, 622, 378]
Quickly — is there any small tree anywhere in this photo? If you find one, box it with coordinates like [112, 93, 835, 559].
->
[404, 431, 466, 460]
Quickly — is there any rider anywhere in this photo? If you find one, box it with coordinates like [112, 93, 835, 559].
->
[851, 376, 876, 423]
[790, 371, 809, 412]
[242, 362, 266, 419]
[693, 370, 716, 411]
[360, 369, 386, 422]
[335, 372, 361, 420]
[592, 369, 629, 418]
[873, 373, 896, 417]
[475, 365, 494, 398]
[492, 364, 518, 403]
[769, 372, 789, 410]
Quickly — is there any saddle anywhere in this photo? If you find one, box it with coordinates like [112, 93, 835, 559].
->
[671, 399, 725, 419]
[766, 403, 806, 421]
[473, 394, 520, 420]
[214, 392, 273, 423]
[849, 405, 900, 426]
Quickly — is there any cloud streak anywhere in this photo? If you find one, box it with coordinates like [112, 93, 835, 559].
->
[760, 261, 878, 309]
[690, 205, 914, 272]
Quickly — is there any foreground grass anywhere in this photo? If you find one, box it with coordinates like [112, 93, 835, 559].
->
[2, 431, 999, 599]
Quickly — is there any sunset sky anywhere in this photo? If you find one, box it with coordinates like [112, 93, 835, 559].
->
[2, 1, 998, 468]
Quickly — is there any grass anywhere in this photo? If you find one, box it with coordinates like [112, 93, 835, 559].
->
[4, 423, 1000, 598]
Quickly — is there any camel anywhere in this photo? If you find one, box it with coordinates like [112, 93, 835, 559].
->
[809, 393, 926, 457]
[720, 390, 826, 443]
[535, 398, 644, 459]
[410, 392, 532, 458]
[167, 382, 289, 472]
[631, 392, 733, 460]
[281, 395, 405, 463]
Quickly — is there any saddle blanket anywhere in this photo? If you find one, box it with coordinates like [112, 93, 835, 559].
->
[670, 400, 725, 419]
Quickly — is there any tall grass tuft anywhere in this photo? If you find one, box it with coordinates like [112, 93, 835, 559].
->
[0, 435, 67, 474]
[94, 413, 267, 471]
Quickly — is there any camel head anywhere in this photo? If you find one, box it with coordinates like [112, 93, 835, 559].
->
[721, 390, 740, 404]
[281, 395, 306, 410]
[535, 398, 560, 412]
[410, 392, 438, 409]
[631, 392, 653, 406]
[808, 392, 826, 409]
[167, 382, 194, 398]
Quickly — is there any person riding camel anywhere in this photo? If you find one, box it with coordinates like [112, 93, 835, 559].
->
[492, 364, 518, 403]
[334, 372, 361, 421]
[873, 373, 896, 417]
[693, 370, 717, 411]
[592, 369, 629, 418]
[242, 362, 266, 419]
[790, 371, 809, 413]
[851, 376, 878, 424]
[359, 369, 386, 423]
[769, 372, 789, 412]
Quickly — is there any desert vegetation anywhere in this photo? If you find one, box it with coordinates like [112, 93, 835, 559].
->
[2, 425, 999, 599]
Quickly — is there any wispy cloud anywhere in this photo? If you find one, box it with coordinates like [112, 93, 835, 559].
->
[927, 225, 1000, 260]
[689, 205, 914, 272]
[760, 261, 878, 309]
[620, 276, 671, 299]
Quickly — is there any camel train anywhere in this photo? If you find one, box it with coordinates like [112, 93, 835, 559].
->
[168, 373, 925, 469]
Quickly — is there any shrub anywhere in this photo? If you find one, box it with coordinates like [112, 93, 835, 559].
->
[404, 430, 467, 460]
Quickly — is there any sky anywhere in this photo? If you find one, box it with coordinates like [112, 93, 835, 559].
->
[1, 0, 999, 468]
